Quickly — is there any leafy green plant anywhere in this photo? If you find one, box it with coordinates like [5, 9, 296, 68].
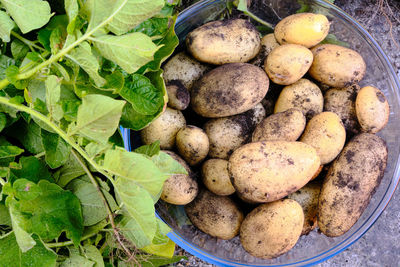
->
[0, 0, 186, 266]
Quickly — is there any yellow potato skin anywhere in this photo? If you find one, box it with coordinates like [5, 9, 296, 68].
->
[240, 199, 304, 259]
[274, 13, 330, 48]
[228, 141, 320, 203]
[265, 44, 313, 85]
[355, 86, 390, 133]
[176, 125, 209, 166]
[300, 112, 346, 165]
[201, 159, 235, 196]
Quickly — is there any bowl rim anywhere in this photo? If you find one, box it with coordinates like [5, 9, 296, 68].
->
[121, 0, 400, 266]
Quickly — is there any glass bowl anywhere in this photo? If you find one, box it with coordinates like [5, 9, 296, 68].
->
[121, 0, 400, 265]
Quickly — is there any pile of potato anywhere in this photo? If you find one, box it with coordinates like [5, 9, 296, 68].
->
[140, 13, 389, 259]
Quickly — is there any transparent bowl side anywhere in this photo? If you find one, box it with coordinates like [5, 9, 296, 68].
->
[124, 0, 400, 266]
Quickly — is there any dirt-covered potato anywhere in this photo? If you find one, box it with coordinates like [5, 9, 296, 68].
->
[274, 79, 323, 120]
[288, 180, 321, 235]
[355, 86, 390, 133]
[309, 44, 366, 88]
[163, 52, 210, 90]
[318, 133, 388, 237]
[166, 80, 190, 110]
[204, 104, 265, 159]
[140, 107, 186, 149]
[191, 63, 269, 118]
[186, 19, 261, 65]
[324, 84, 361, 134]
[185, 190, 244, 240]
[250, 33, 280, 67]
[252, 108, 306, 142]
[300, 112, 346, 165]
[274, 13, 330, 48]
[176, 125, 209, 166]
[265, 44, 313, 85]
[240, 199, 304, 259]
[201, 159, 235, 196]
[160, 151, 198, 205]
[229, 141, 320, 203]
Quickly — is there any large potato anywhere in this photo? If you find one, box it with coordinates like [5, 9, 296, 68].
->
[309, 44, 366, 88]
[166, 80, 190, 110]
[201, 159, 235, 196]
[274, 79, 323, 120]
[252, 108, 306, 142]
[140, 107, 186, 149]
[160, 151, 198, 205]
[355, 86, 390, 133]
[191, 63, 269, 118]
[240, 199, 304, 259]
[318, 133, 387, 237]
[228, 141, 320, 203]
[265, 44, 313, 85]
[324, 84, 361, 134]
[300, 112, 346, 165]
[204, 104, 265, 159]
[185, 190, 244, 240]
[186, 19, 261, 65]
[274, 13, 330, 48]
[250, 33, 280, 67]
[176, 125, 209, 166]
[163, 52, 210, 90]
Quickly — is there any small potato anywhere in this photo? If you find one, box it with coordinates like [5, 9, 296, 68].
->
[318, 133, 387, 237]
[252, 108, 306, 142]
[186, 19, 261, 65]
[309, 44, 366, 88]
[176, 125, 209, 166]
[288, 180, 322, 235]
[140, 107, 186, 149]
[355, 86, 390, 133]
[201, 159, 235, 196]
[185, 190, 244, 240]
[265, 44, 313, 85]
[300, 112, 346, 165]
[324, 84, 361, 134]
[229, 141, 321, 203]
[191, 63, 269, 118]
[166, 80, 190, 110]
[274, 13, 330, 48]
[240, 199, 304, 259]
[250, 34, 280, 67]
[274, 79, 323, 120]
[204, 104, 266, 159]
[163, 52, 210, 90]
[160, 151, 198, 205]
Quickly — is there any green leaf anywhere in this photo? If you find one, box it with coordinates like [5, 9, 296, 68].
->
[85, 142, 112, 159]
[133, 17, 169, 38]
[0, 203, 11, 225]
[150, 151, 187, 176]
[11, 121, 44, 154]
[13, 178, 42, 200]
[134, 141, 160, 157]
[41, 130, 71, 169]
[0, 232, 57, 267]
[11, 40, 29, 61]
[72, 94, 125, 144]
[61, 247, 94, 267]
[54, 152, 85, 187]
[10, 156, 53, 184]
[92, 33, 160, 74]
[141, 218, 174, 258]
[139, 255, 186, 267]
[38, 28, 52, 51]
[0, 113, 6, 132]
[0, 146, 24, 159]
[0, 0, 52, 34]
[45, 75, 64, 121]
[65, 0, 79, 33]
[0, 11, 15, 42]
[81, 244, 104, 267]
[60, 99, 81, 121]
[102, 71, 124, 93]
[321, 33, 349, 47]
[0, 55, 15, 80]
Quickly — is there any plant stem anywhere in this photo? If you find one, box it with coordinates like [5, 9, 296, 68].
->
[0, 178, 5, 186]
[46, 232, 98, 248]
[34, 152, 46, 158]
[11, 31, 46, 52]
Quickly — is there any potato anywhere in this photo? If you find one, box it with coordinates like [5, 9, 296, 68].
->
[163, 52, 210, 90]
[201, 159, 235, 196]
[185, 190, 244, 240]
[240, 199, 304, 259]
[252, 108, 306, 142]
[309, 44, 366, 88]
[324, 84, 361, 134]
[250, 33, 280, 67]
[355, 86, 390, 133]
[300, 112, 346, 165]
[176, 125, 209, 166]
[204, 104, 266, 159]
[318, 133, 387, 237]
[288, 180, 321, 235]
[274, 78, 323, 120]
[228, 141, 320, 203]
[186, 19, 261, 65]
[160, 151, 198, 205]
[265, 44, 313, 85]
[140, 107, 186, 149]
[166, 80, 190, 110]
[274, 13, 330, 48]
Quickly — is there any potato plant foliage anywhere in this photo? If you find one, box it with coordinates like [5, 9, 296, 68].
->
[0, 0, 186, 266]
